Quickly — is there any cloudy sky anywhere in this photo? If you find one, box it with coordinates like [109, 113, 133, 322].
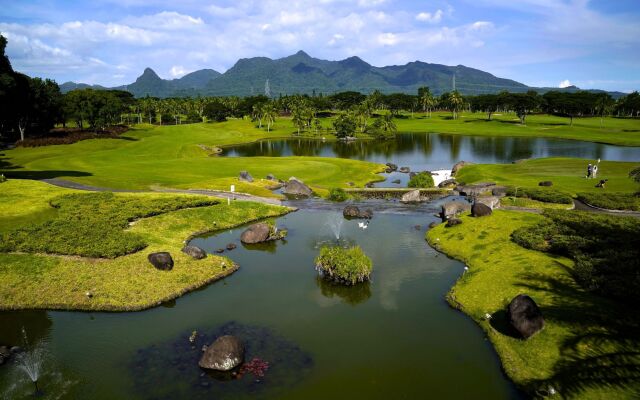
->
[1, 0, 639, 91]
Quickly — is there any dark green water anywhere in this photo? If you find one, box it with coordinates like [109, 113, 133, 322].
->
[224, 133, 640, 186]
[0, 206, 521, 399]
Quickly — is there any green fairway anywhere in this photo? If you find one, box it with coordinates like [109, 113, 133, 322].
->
[1, 119, 385, 197]
[456, 157, 640, 196]
[0, 180, 290, 311]
[395, 112, 640, 146]
[427, 211, 640, 399]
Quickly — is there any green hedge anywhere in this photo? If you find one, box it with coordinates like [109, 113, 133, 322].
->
[505, 186, 573, 204]
[407, 172, 435, 188]
[577, 192, 640, 211]
[511, 210, 640, 303]
[0, 192, 217, 258]
[327, 187, 349, 202]
[315, 245, 372, 285]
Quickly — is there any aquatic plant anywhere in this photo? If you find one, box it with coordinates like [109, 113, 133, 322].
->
[239, 358, 270, 378]
[315, 245, 372, 285]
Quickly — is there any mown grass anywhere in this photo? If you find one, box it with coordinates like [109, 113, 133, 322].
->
[0, 180, 291, 311]
[395, 112, 640, 146]
[457, 158, 640, 197]
[1, 119, 384, 197]
[427, 211, 640, 398]
[499, 197, 572, 210]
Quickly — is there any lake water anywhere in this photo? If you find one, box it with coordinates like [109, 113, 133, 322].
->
[224, 133, 640, 186]
[0, 206, 522, 399]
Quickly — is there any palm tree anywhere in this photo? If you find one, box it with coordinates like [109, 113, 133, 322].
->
[448, 91, 464, 120]
[421, 91, 436, 118]
[262, 102, 277, 132]
[595, 94, 613, 128]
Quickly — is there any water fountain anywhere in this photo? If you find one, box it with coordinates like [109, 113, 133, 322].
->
[326, 212, 343, 243]
[17, 327, 44, 396]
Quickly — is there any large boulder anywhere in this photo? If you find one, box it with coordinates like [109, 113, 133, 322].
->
[198, 335, 245, 371]
[440, 201, 471, 222]
[538, 181, 553, 187]
[446, 218, 462, 227]
[438, 179, 458, 188]
[451, 161, 473, 176]
[148, 252, 174, 271]
[182, 245, 207, 260]
[385, 163, 398, 173]
[239, 171, 253, 183]
[507, 294, 545, 339]
[401, 189, 422, 203]
[471, 202, 492, 217]
[456, 182, 497, 196]
[240, 223, 271, 244]
[476, 196, 501, 210]
[343, 205, 373, 219]
[283, 177, 313, 197]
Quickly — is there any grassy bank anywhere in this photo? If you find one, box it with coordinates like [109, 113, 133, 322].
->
[427, 211, 640, 398]
[395, 112, 640, 146]
[0, 180, 290, 311]
[1, 119, 384, 197]
[456, 157, 640, 196]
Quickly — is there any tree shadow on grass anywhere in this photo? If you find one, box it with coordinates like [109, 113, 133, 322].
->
[513, 268, 640, 397]
[0, 154, 92, 180]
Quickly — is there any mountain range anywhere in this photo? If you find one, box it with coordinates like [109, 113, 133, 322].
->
[59, 50, 621, 98]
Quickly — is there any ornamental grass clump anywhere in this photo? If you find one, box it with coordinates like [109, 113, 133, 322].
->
[407, 172, 434, 188]
[315, 245, 372, 285]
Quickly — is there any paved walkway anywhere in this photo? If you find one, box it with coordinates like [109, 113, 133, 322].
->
[41, 179, 283, 206]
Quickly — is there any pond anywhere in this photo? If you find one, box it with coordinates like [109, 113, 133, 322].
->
[223, 133, 640, 186]
[0, 205, 522, 399]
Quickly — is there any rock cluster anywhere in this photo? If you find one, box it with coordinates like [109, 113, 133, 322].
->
[343, 205, 373, 219]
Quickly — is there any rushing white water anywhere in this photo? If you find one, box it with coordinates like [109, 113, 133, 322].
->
[430, 169, 452, 187]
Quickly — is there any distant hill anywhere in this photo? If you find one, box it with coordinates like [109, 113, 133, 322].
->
[58, 51, 626, 98]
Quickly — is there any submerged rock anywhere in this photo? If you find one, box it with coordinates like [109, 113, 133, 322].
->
[471, 202, 492, 217]
[182, 245, 207, 260]
[226, 243, 237, 251]
[283, 177, 313, 197]
[198, 335, 245, 371]
[398, 167, 410, 173]
[148, 252, 174, 271]
[239, 171, 253, 183]
[507, 294, 544, 339]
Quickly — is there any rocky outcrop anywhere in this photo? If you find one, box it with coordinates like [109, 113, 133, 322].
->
[451, 161, 473, 176]
[385, 163, 398, 173]
[148, 252, 174, 271]
[507, 294, 544, 339]
[343, 205, 373, 219]
[438, 179, 457, 188]
[446, 218, 462, 227]
[471, 202, 492, 217]
[476, 196, 501, 210]
[239, 171, 253, 182]
[283, 177, 313, 197]
[455, 182, 497, 196]
[198, 335, 245, 371]
[440, 201, 471, 222]
[401, 189, 422, 203]
[182, 245, 207, 260]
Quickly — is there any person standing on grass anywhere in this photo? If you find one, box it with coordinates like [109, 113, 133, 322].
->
[587, 163, 593, 178]
[593, 164, 598, 179]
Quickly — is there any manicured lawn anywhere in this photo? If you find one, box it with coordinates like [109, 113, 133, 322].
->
[499, 197, 572, 210]
[456, 157, 640, 196]
[395, 112, 640, 146]
[427, 211, 640, 399]
[1, 119, 385, 197]
[0, 180, 291, 311]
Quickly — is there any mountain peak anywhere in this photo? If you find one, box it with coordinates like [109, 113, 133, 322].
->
[294, 50, 310, 57]
[140, 67, 160, 79]
[339, 56, 370, 70]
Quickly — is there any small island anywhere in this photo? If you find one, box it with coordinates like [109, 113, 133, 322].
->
[315, 246, 372, 286]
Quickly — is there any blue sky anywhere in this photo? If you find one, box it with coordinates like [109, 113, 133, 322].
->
[1, 0, 639, 92]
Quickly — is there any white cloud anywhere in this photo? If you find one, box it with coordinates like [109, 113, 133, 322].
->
[416, 10, 443, 23]
[169, 65, 188, 77]
[377, 32, 398, 46]
[559, 79, 572, 88]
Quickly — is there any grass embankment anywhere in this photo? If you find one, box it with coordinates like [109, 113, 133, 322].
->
[457, 158, 640, 198]
[395, 112, 640, 146]
[1, 119, 385, 197]
[0, 180, 290, 311]
[427, 211, 640, 398]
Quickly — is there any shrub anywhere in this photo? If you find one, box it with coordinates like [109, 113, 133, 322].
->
[630, 166, 640, 183]
[315, 245, 372, 285]
[0, 192, 218, 258]
[327, 187, 349, 202]
[511, 210, 640, 303]
[0, 174, 6, 183]
[407, 172, 434, 188]
[576, 192, 640, 211]
[505, 186, 573, 204]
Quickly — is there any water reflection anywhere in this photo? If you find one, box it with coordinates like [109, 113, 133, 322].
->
[315, 277, 371, 306]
